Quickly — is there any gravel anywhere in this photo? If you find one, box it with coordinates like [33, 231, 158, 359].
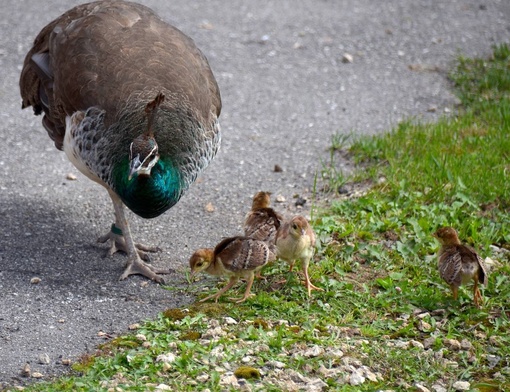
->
[1, 0, 509, 387]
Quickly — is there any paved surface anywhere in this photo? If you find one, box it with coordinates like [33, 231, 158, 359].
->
[1, 0, 509, 386]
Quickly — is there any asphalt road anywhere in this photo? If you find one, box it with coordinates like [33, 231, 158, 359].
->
[1, 0, 509, 386]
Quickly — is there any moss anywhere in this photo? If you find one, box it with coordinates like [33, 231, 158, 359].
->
[162, 308, 187, 320]
[234, 366, 261, 379]
[288, 325, 301, 334]
[189, 302, 226, 318]
[180, 330, 201, 341]
[71, 353, 95, 373]
[253, 318, 269, 330]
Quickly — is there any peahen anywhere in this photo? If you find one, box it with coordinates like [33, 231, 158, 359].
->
[19, 0, 222, 283]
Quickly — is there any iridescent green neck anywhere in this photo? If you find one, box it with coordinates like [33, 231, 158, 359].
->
[113, 158, 183, 218]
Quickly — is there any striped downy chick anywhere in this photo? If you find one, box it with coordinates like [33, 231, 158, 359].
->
[244, 191, 283, 249]
[433, 226, 488, 307]
[190, 236, 275, 303]
[244, 191, 283, 278]
[276, 215, 322, 296]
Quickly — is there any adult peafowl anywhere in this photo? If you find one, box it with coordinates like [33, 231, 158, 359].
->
[19, 0, 222, 283]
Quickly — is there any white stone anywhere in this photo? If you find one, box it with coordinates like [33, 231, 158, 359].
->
[431, 384, 447, 392]
[414, 383, 430, 392]
[220, 372, 239, 388]
[410, 340, 424, 350]
[342, 53, 354, 63]
[224, 316, 237, 325]
[155, 384, 172, 391]
[325, 349, 344, 359]
[156, 353, 176, 364]
[349, 371, 365, 386]
[267, 360, 286, 369]
[460, 339, 473, 351]
[38, 353, 50, 365]
[452, 381, 470, 391]
[444, 338, 461, 350]
[303, 345, 324, 357]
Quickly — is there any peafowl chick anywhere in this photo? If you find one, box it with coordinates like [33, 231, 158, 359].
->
[433, 226, 488, 307]
[19, 1, 221, 283]
[244, 191, 283, 255]
[190, 237, 275, 303]
[275, 215, 322, 296]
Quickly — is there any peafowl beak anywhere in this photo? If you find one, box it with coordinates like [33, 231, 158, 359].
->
[128, 154, 143, 180]
[128, 146, 160, 180]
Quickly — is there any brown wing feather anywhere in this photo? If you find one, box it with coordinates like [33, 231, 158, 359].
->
[244, 208, 282, 242]
[215, 237, 274, 273]
[438, 247, 463, 286]
[462, 244, 489, 286]
[20, 0, 221, 149]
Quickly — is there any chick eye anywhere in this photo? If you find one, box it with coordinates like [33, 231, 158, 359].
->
[292, 224, 298, 230]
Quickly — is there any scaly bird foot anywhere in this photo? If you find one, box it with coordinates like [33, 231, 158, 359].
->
[98, 224, 162, 262]
[120, 255, 174, 284]
[229, 293, 255, 303]
[305, 281, 324, 297]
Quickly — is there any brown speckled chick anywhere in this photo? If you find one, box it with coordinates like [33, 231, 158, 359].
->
[276, 215, 322, 296]
[190, 236, 275, 303]
[433, 226, 488, 307]
[244, 191, 283, 252]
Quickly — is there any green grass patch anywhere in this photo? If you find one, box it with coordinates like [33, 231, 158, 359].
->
[11, 44, 510, 392]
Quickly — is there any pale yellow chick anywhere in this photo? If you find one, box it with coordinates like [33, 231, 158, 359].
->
[275, 215, 322, 296]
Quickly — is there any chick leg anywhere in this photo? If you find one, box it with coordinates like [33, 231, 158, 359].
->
[200, 276, 238, 303]
[473, 277, 483, 308]
[107, 191, 172, 283]
[451, 285, 459, 301]
[302, 260, 323, 297]
[231, 273, 256, 303]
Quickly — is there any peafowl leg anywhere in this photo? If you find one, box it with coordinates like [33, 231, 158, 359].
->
[473, 277, 483, 308]
[199, 276, 239, 303]
[302, 259, 323, 297]
[101, 191, 172, 283]
[231, 273, 256, 303]
[98, 224, 161, 262]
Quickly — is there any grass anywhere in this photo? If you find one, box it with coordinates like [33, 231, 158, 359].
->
[8, 44, 510, 391]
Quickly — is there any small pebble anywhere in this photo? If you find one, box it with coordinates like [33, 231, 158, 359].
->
[294, 197, 307, 207]
[224, 317, 237, 325]
[21, 363, 31, 377]
[30, 277, 41, 284]
[460, 339, 473, 351]
[342, 53, 353, 63]
[444, 338, 461, 351]
[414, 383, 430, 392]
[452, 381, 470, 391]
[38, 353, 50, 365]
[65, 173, 77, 181]
[349, 371, 365, 386]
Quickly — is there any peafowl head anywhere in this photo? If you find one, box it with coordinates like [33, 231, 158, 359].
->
[289, 216, 309, 238]
[128, 92, 165, 180]
[128, 134, 159, 180]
